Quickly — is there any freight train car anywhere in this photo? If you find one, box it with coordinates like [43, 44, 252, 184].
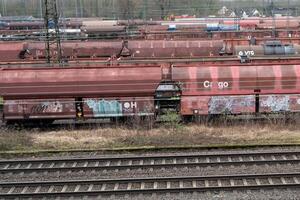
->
[0, 65, 163, 123]
[1, 39, 300, 63]
[22, 40, 225, 60]
[173, 64, 300, 116]
[0, 62, 300, 124]
[235, 41, 300, 57]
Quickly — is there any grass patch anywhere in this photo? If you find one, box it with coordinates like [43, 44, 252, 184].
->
[0, 128, 33, 151]
[1, 120, 300, 152]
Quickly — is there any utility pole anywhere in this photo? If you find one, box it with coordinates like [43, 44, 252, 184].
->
[43, 0, 63, 64]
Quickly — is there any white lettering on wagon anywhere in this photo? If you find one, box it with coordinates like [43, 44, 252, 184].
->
[123, 102, 137, 109]
[203, 81, 229, 90]
[238, 50, 255, 56]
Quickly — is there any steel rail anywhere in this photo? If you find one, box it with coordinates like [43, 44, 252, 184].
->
[0, 172, 299, 197]
[0, 151, 299, 174]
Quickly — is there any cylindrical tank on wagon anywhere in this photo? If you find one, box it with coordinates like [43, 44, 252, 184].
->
[62, 21, 83, 28]
[284, 45, 296, 55]
[206, 23, 219, 31]
[81, 25, 126, 33]
[118, 19, 159, 26]
[7, 21, 44, 29]
[293, 44, 300, 55]
[82, 20, 118, 27]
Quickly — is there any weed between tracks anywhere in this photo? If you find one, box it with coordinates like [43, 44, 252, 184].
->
[1, 119, 300, 152]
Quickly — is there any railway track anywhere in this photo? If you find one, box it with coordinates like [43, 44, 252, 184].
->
[0, 172, 299, 198]
[1, 151, 299, 174]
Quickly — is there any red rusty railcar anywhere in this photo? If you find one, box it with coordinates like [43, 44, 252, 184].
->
[128, 40, 223, 57]
[4, 98, 76, 120]
[3, 38, 300, 63]
[0, 65, 162, 99]
[0, 42, 25, 60]
[1, 61, 300, 123]
[24, 40, 224, 60]
[26, 41, 123, 59]
[0, 65, 161, 121]
[172, 64, 300, 115]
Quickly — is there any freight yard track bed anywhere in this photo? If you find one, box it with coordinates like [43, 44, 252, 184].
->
[0, 173, 299, 198]
[0, 151, 299, 174]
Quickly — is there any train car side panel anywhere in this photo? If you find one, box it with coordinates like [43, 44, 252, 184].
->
[83, 97, 155, 117]
[259, 94, 300, 113]
[181, 95, 255, 115]
[3, 98, 75, 120]
[0, 66, 162, 98]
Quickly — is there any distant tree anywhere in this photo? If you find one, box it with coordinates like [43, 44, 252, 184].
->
[156, 0, 171, 19]
[117, 0, 134, 19]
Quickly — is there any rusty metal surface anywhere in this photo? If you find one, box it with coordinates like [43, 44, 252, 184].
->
[4, 98, 75, 120]
[0, 42, 25, 60]
[0, 65, 162, 99]
[1, 38, 300, 62]
[81, 25, 126, 33]
[181, 95, 255, 115]
[172, 64, 300, 96]
[83, 97, 154, 118]
[181, 94, 300, 115]
[252, 94, 300, 113]
[128, 40, 223, 57]
[26, 41, 124, 59]
[257, 20, 299, 29]
[24, 40, 224, 59]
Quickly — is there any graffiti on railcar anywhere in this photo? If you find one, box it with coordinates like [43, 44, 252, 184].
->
[260, 95, 291, 112]
[260, 95, 300, 112]
[84, 98, 154, 117]
[31, 101, 63, 113]
[208, 96, 254, 114]
[181, 95, 255, 115]
[86, 99, 123, 117]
